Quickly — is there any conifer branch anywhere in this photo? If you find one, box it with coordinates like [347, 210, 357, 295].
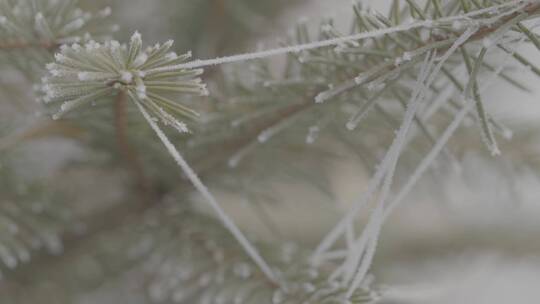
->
[1, 0, 540, 302]
[169, 0, 539, 70]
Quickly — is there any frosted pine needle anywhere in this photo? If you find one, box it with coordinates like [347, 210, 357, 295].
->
[167, 0, 526, 70]
[345, 53, 437, 296]
[41, 32, 207, 132]
[134, 99, 279, 285]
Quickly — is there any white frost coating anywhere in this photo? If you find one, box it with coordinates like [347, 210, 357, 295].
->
[314, 92, 330, 104]
[0, 244, 17, 269]
[165, 52, 178, 61]
[156, 1, 523, 70]
[345, 222, 355, 250]
[257, 114, 303, 143]
[134, 101, 278, 285]
[420, 23, 484, 120]
[314, 79, 361, 104]
[430, 25, 479, 85]
[401, 52, 412, 62]
[349, 101, 477, 290]
[34, 13, 51, 38]
[98, 6, 112, 18]
[61, 18, 85, 33]
[136, 83, 147, 99]
[131, 31, 142, 45]
[344, 53, 437, 294]
[306, 126, 320, 144]
[344, 93, 476, 299]
[133, 53, 148, 67]
[312, 53, 438, 265]
[384, 100, 475, 225]
[120, 71, 133, 83]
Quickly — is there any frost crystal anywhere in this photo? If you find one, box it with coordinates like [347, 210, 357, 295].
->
[120, 71, 134, 84]
[41, 32, 207, 132]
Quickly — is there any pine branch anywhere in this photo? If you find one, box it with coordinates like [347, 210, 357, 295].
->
[1, 0, 540, 303]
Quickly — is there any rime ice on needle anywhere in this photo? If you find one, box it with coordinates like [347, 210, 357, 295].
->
[41, 32, 208, 133]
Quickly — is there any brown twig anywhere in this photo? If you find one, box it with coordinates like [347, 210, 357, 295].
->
[114, 90, 152, 200]
[0, 41, 58, 51]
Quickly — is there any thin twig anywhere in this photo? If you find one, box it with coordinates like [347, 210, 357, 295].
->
[114, 91, 151, 198]
[0, 41, 58, 51]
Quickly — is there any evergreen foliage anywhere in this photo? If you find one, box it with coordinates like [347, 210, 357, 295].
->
[0, 0, 539, 303]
